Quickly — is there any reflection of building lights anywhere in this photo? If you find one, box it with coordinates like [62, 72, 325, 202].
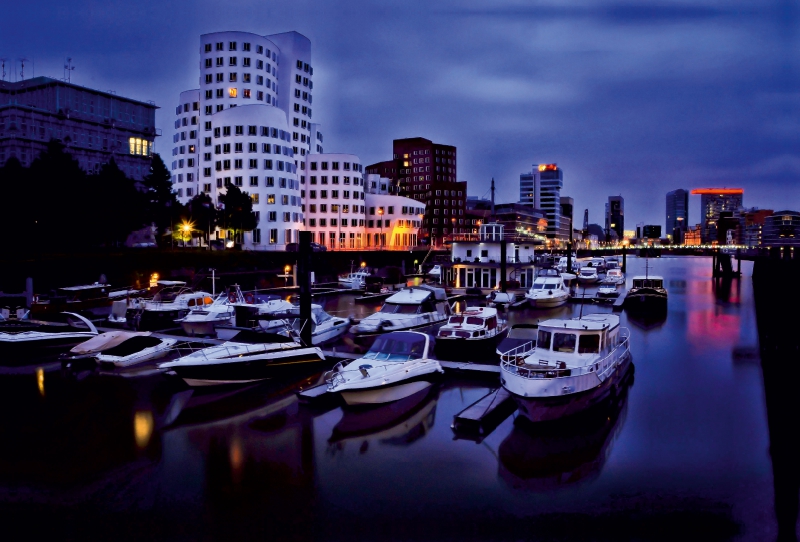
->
[36, 367, 45, 397]
[134, 411, 154, 449]
[230, 438, 244, 483]
[149, 273, 159, 288]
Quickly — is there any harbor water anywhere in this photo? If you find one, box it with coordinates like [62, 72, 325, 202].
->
[0, 256, 786, 540]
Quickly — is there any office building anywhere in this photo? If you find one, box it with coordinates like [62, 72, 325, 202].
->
[690, 188, 744, 244]
[761, 211, 800, 248]
[0, 76, 158, 179]
[737, 208, 773, 247]
[642, 225, 662, 239]
[519, 171, 535, 207]
[666, 189, 689, 242]
[604, 195, 624, 241]
[519, 164, 569, 243]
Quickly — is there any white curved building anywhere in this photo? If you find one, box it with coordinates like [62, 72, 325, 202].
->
[364, 193, 425, 249]
[303, 153, 365, 249]
[171, 89, 200, 199]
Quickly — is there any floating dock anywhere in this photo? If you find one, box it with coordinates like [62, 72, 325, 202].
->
[439, 361, 500, 375]
[452, 387, 516, 440]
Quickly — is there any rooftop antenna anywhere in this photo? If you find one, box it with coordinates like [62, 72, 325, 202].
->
[0, 58, 6, 81]
[64, 57, 75, 83]
[18, 57, 27, 80]
[490, 178, 495, 219]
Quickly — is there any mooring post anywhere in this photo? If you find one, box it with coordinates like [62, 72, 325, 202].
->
[567, 242, 572, 275]
[621, 246, 627, 272]
[500, 241, 507, 293]
[298, 231, 313, 347]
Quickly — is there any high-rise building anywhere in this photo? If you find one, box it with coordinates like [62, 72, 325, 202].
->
[690, 188, 744, 244]
[519, 164, 569, 242]
[366, 137, 464, 245]
[519, 171, 535, 207]
[666, 189, 689, 242]
[604, 195, 624, 241]
[0, 76, 158, 179]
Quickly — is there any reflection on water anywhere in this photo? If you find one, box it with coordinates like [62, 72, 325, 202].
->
[36, 367, 45, 397]
[133, 410, 154, 449]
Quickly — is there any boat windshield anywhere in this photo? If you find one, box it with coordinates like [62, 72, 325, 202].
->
[578, 334, 601, 354]
[633, 279, 663, 288]
[364, 334, 427, 362]
[379, 303, 419, 314]
[449, 316, 464, 324]
[580, 269, 596, 276]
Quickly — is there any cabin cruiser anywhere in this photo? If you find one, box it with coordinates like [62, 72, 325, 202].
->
[339, 271, 371, 290]
[577, 267, 599, 284]
[215, 295, 298, 340]
[174, 290, 243, 336]
[128, 287, 214, 331]
[597, 284, 620, 298]
[160, 330, 326, 387]
[325, 331, 443, 405]
[525, 269, 572, 308]
[625, 275, 668, 312]
[435, 306, 507, 359]
[63, 330, 150, 360]
[497, 324, 539, 357]
[352, 285, 450, 336]
[30, 283, 118, 319]
[557, 256, 580, 273]
[278, 305, 351, 346]
[427, 265, 442, 280]
[499, 314, 631, 422]
[96, 334, 177, 368]
[487, 291, 518, 308]
[600, 268, 625, 285]
[589, 258, 607, 273]
[0, 312, 98, 360]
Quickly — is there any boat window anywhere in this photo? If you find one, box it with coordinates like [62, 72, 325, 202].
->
[364, 333, 426, 362]
[188, 298, 196, 307]
[580, 270, 594, 276]
[633, 280, 643, 288]
[380, 303, 399, 313]
[537, 330, 551, 349]
[204, 296, 214, 305]
[487, 317, 496, 329]
[578, 334, 600, 354]
[466, 316, 483, 326]
[553, 333, 576, 353]
[397, 304, 421, 315]
[449, 316, 464, 324]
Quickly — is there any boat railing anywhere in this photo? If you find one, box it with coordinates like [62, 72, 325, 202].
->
[501, 328, 630, 379]
[180, 337, 304, 361]
[499, 340, 537, 364]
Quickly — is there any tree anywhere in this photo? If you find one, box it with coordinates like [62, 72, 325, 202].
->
[88, 158, 144, 247]
[218, 184, 257, 244]
[142, 153, 182, 246]
[184, 193, 218, 246]
[0, 157, 31, 253]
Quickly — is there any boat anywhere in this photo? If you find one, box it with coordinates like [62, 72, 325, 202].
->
[624, 275, 668, 312]
[499, 313, 631, 422]
[434, 306, 508, 360]
[95, 334, 178, 367]
[577, 267, 599, 284]
[486, 290, 517, 308]
[30, 283, 114, 318]
[600, 268, 625, 285]
[325, 331, 444, 405]
[128, 287, 215, 331]
[351, 285, 451, 336]
[589, 258, 607, 273]
[277, 305, 351, 345]
[174, 289, 244, 336]
[597, 284, 620, 298]
[160, 330, 327, 387]
[338, 270, 371, 289]
[0, 312, 98, 361]
[496, 323, 539, 356]
[525, 269, 571, 308]
[428, 265, 442, 280]
[215, 295, 298, 340]
[556, 256, 581, 274]
[63, 330, 150, 360]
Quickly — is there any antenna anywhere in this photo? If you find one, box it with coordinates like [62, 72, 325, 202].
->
[18, 57, 27, 80]
[0, 58, 6, 81]
[64, 57, 75, 83]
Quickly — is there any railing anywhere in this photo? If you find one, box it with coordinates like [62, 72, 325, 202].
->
[500, 328, 630, 380]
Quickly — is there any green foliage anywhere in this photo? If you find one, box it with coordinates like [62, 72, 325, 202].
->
[142, 153, 183, 245]
[184, 193, 218, 244]
[218, 184, 257, 241]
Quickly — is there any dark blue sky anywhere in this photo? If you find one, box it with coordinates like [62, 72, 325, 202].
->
[3, 0, 798, 229]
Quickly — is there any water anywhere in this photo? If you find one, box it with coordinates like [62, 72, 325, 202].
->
[0, 257, 784, 541]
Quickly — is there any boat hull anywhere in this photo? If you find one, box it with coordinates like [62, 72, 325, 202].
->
[129, 308, 189, 331]
[526, 295, 568, 308]
[340, 376, 438, 406]
[624, 292, 668, 313]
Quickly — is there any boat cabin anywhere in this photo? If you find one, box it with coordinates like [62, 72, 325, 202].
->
[438, 307, 500, 339]
[579, 267, 598, 278]
[533, 315, 621, 364]
[631, 276, 664, 289]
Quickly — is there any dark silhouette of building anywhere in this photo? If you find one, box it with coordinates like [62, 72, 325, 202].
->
[666, 189, 689, 243]
[691, 188, 744, 244]
[604, 195, 624, 240]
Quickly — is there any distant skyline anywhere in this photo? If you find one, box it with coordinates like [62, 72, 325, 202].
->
[1, 0, 797, 229]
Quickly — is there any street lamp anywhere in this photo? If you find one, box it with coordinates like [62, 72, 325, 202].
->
[284, 264, 291, 288]
[180, 220, 194, 248]
[378, 207, 384, 248]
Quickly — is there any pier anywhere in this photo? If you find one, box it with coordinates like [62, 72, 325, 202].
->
[452, 387, 517, 440]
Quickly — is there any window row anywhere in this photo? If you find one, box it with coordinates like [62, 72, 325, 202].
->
[204, 41, 278, 62]
[174, 116, 198, 128]
[308, 218, 365, 227]
[203, 72, 275, 87]
[308, 176, 363, 186]
[204, 57, 276, 74]
[204, 87, 271, 100]
[208, 125, 292, 142]
[176, 102, 200, 115]
[213, 159, 297, 173]
[307, 190, 364, 200]
[211, 142, 291, 155]
[307, 161, 362, 172]
[307, 204, 365, 214]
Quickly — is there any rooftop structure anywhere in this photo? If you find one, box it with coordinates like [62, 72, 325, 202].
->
[691, 188, 744, 244]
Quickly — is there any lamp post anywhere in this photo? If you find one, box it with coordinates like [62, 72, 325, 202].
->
[284, 264, 291, 288]
[378, 207, 384, 248]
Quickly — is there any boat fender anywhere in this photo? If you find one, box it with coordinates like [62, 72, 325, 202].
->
[359, 364, 372, 378]
[228, 291, 238, 303]
[244, 292, 255, 304]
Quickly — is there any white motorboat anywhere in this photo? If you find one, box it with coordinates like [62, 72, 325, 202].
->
[325, 331, 444, 405]
[435, 306, 507, 359]
[214, 295, 299, 339]
[577, 267, 599, 284]
[590, 258, 607, 273]
[96, 335, 178, 367]
[487, 290, 517, 308]
[129, 286, 214, 331]
[0, 312, 98, 360]
[597, 284, 620, 297]
[338, 271, 371, 290]
[278, 305, 351, 345]
[600, 268, 625, 285]
[160, 330, 326, 387]
[500, 314, 631, 422]
[63, 330, 150, 360]
[428, 265, 442, 279]
[557, 256, 581, 273]
[352, 285, 451, 335]
[175, 290, 241, 336]
[525, 269, 571, 308]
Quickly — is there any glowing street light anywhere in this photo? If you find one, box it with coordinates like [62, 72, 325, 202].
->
[284, 264, 291, 288]
[378, 208, 384, 247]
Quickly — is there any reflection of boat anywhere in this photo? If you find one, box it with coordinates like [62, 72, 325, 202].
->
[500, 314, 631, 422]
[626, 310, 667, 331]
[0, 312, 98, 361]
[329, 385, 439, 443]
[435, 306, 507, 360]
[160, 330, 326, 387]
[525, 269, 571, 308]
[498, 368, 633, 491]
[352, 285, 450, 336]
[326, 331, 443, 405]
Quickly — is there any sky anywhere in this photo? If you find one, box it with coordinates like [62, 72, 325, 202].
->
[2, 0, 798, 229]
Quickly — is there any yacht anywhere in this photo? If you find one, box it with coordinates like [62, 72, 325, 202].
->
[160, 330, 326, 387]
[589, 258, 607, 273]
[30, 283, 116, 319]
[435, 306, 507, 359]
[96, 334, 178, 368]
[577, 267, 599, 284]
[525, 269, 572, 308]
[128, 286, 214, 331]
[63, 330, 150, 360]
[325, 331, 444, 405]
[625, 275, 668, 312]
[499, 314, 631, 422]
[600, 268, 625, 285]
[0, 312, 98, 360]
[351, 285, 450, 336]
[597, 284, 620, 298]
[486, 291, 517, 308]
[215, 295, 297, 340]
[557, 256, 581, 273]
[339, 271, 371, 290]
[278, 305, 351, 345]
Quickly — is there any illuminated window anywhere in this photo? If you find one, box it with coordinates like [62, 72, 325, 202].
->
[229, 88, 237, 98]
[243, 89, 251, 99]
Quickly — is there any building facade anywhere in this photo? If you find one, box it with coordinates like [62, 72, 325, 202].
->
[761, 211, 800, 248]
[691, 188, 744, 244]
[519, 164, 570, 243]
[666, 189, 689, 242]
[0, 76, 157, 179]
[605, 195, 624, 241]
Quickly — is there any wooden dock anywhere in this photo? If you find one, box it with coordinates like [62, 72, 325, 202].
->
[612, 291, 628, 311]
[452, 387, 516, 440]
